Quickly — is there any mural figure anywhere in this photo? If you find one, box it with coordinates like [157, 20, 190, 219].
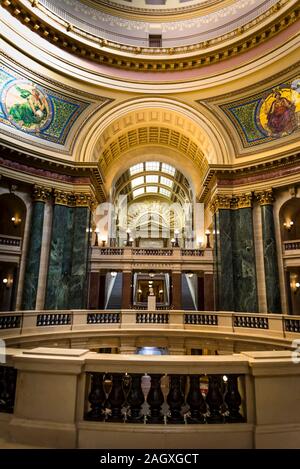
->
[5, 81, 49, 131]
[266, 90, 297, 136]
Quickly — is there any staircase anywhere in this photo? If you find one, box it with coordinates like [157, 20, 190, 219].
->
[106, 273, 122, 309]
[181, 274, 196, 310]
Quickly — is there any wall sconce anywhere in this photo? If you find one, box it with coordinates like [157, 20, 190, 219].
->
[11, 216, 21, 227]
[284, 220, 294, 231]
[205, 229, 211, 248]
[187, 272, 194, 278]
[291, 280, 300, 294]
[111, 271, 117, 278]
[149, 271, 155, 278]
[2, 277, 13, 288]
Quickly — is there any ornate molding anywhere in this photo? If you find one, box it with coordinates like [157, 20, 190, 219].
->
[2, 0, 299, 72]
[255, 189, 275, 205]
[32, 184, 52, 202]
[53, 189, 74, 206]
[74, 192, 96, 209]
[210, 192, 253, 212]
[53, 189, 96, 208]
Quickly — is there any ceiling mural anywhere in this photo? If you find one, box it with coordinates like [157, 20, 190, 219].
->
[0, 64, 111, 146]
[214, 80, 300, 148]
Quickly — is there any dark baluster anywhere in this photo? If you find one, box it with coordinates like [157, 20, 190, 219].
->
[206, 375, 224, 423]
[186, 375, 206, 423]
[107, 373, 125, 422]
[0, 366, 17, 413]
[127, 374, 145, 423]
[147, 374, 164, 424]
[167, 375, 185, 423]
[224, 375, 245, 423]
[86, 372, 106, 421]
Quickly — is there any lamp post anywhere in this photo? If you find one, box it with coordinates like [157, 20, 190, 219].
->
[94, 228, 99, 247]
[174, 229, 179, 247]
[126, 228, 131, 246]
[205, 229, 211, 248]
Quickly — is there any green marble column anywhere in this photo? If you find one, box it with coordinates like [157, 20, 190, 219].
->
[212, 194, 258, 312]
[231, 201, 258, 312]
[45, 191, 93, 310]
[257, 190, 281, 313]
[213, 203, 234, 311]
[69, 206, 91, 309]
[22, 186, 51, 310]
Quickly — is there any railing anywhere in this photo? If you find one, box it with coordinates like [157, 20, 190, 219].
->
[136, 312, 169, 324]
[181, 249, 204, 257]
[185, 313, 218, 326]
[0, 365, 17, 414]
[2, 348, 300, 448]
[283, 240, 300, 251]
[0, 310, 299, 343]
[0, 235, 22, 252]
[284, 318, 300, 333]
[132, 248, 173, 256]
[84, 371, 244, 424]
[87, 313, 120, 324]
[99, 248, 124, 255]
[0, 315, 22, 329]
[233, 316, 269, 329]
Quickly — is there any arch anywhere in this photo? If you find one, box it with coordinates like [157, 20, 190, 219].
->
[279, 197, 300, 242]
[0, 193, 27, 238]
[75, 97, 233, 195]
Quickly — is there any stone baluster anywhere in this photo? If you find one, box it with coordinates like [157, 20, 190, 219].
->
[186, 375, 207, 423]
[224, 375, 244, 423]
[206, 375, 224, 423]
[147, 374, 164, 424]
[127, 374, 145, 423]
[86, 372, 106, 421]
[107, 373, 125, 422]
[167, 375, 185, 423]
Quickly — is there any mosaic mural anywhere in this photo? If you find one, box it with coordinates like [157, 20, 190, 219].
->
[214, 80, 300, 148]
[0, 65, 110, 146]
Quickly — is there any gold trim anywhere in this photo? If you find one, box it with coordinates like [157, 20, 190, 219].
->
[2, 0, 299, 72]
[255, 189, 275, 205]
[32, 184, 52, 202]
[210, 192, 253, 212]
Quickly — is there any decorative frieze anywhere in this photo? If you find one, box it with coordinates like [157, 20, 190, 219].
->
[210, 193, 253, 213]
[209, 195, 231, 213]
[53, 190, 74, 206]
[32, 185, 52, 203]
[255, 189, 275, 206]
[53, 190, 95, 208]
[231, 193, 253, 210]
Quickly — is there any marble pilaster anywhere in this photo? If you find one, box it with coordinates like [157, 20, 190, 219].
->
[257, 190, 281, 313]
[22, 186, 51, 310]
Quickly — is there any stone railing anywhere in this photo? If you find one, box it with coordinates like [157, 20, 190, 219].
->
[0, 235, 22, 252]
[91, 246, 213, 272]
[1, 348, 300, 448]
[0, 310, 299, 345]
[283, 240, 300, 251]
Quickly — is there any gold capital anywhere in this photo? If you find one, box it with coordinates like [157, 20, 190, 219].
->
[32, 185, 52, 203]
[255, 189, 275, 205]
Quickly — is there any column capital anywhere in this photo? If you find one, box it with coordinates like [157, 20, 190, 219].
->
[74, 192, 96, 210]
[255, 189, 275, 205]
[209, 194, 231, 213]
[231, 193, 253, 210]
[32, 185, 52, 203]
[53, 190, 74, 206]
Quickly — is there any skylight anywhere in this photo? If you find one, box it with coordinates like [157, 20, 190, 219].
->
[131, 176, 144, 188]
[133, 187, 145, 198]
[146, 186, 158, 193]
[159, 188, 171, 197]
[161, 163, 175, 176]
[146, 175, 159, 183]
[160, 176, 173, 188]
[130, 163, 143, 176]
[145, 161, 160, 171]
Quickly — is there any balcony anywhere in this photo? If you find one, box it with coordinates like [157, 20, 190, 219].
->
[0, 235, 22, 255]
[282, 239, 300, 266]
[0, 347, 299, 448]
[91, 247, 213, 272]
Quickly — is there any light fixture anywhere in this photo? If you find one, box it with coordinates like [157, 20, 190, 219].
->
[2, 278, 8, 284]
[284, 220, 294, 231]
[148, 281, 153, 285]
[149, 271, 155, 278]
[101, 236, 106, 247]
[138, 289, 142, 294]
[11, 216, 21, 226]
[222, 375, 228, 383]
[111, 272, 117, 277]
[187, 272, 194, 278]
[205, 229, 211, 248]
[159, 289, 163, 294]
[2, 277, 12, 288]
[197, 237, 203, 247]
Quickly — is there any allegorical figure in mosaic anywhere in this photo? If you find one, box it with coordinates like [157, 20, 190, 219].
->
[7, 85, 48, 129]
[266, 90, 297, 136]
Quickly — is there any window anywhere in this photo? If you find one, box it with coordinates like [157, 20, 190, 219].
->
[149, 35, 162, 48]
[146, 175, 159, 183]
[146, 186, 158, 193]
[160, 176, 173, 188]
[130, 163, 143, 175]
[131, 176, 144, 188]
[133, 188, 145, 198]
[161, 163, 175, 176]
[145, 161, 160, 171]
[159, 188, 171, 197]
